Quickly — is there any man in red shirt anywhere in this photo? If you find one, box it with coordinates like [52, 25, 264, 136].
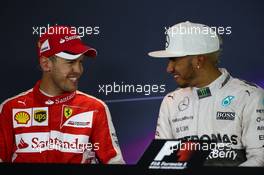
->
[0, 26, 125, 164]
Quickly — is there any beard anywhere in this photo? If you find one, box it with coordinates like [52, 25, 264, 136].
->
[175, 61, 196, 88]
[49, 70, 80, 94]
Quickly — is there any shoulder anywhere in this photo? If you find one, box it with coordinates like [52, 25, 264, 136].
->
[228, 77, 264, 97]
[75, 90, 108, 109]
[224, 77, 264, 108]
[0, 88, 33, 113]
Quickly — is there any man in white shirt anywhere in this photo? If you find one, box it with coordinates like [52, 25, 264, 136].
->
[148, 21, 264, 166]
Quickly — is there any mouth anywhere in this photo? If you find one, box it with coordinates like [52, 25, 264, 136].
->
[173, 74, 181, 80]
[174, 74, 180, 78]
[68, 77, 79, 85]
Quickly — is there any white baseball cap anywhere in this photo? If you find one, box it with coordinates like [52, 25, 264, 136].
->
[148, 21, 220, 58]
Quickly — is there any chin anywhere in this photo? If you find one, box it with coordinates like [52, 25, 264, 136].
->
[63, 87, 77, 93]
[178, 84, 189, 88]
[177, 82, 190, 88]
[70, 87, 78, 92]
[175, 80, 189, 88]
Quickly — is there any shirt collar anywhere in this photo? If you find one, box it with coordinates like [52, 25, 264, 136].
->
[33, 80, 76, 105]
[192, 68, 231, 99]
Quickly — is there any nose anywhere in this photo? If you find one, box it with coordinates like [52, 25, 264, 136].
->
[167, 60, 175, 73]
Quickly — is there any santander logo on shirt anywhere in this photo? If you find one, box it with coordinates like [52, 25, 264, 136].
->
[15, 131, 99, 153]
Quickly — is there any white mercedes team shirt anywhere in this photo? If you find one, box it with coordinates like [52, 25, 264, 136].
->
[155, 68, 264, 166]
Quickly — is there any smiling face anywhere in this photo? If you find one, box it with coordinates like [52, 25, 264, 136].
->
[166, 56, 198, 88]
[41, 55, 85, 95]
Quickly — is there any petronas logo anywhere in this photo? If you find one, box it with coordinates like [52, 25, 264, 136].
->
[222, 96, 235, 107]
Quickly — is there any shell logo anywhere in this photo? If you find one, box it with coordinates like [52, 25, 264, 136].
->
[15, 111, 30, 124]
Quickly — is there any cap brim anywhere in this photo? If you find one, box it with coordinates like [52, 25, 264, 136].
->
[55, 43, 97, 60]
[148, 50, 187, 58]
[55, 52, 83, 60]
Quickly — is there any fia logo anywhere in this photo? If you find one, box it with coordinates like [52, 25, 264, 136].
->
[222, 96, 235, 107]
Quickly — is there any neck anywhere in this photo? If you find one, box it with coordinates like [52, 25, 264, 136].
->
[195, 67, 222, 88]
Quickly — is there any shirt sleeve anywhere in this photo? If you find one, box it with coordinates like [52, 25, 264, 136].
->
[155, 96, 174, 139]
[91, 102, 125, 164]
[0, 103, 14, 162]
[240, 88, 264, 166]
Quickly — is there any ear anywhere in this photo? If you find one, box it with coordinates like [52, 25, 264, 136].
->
[192, 55, 206, 69]
[39, 56, 52, 72]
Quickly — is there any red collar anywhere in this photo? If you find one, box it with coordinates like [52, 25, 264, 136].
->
[33, 80, 76, 105]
